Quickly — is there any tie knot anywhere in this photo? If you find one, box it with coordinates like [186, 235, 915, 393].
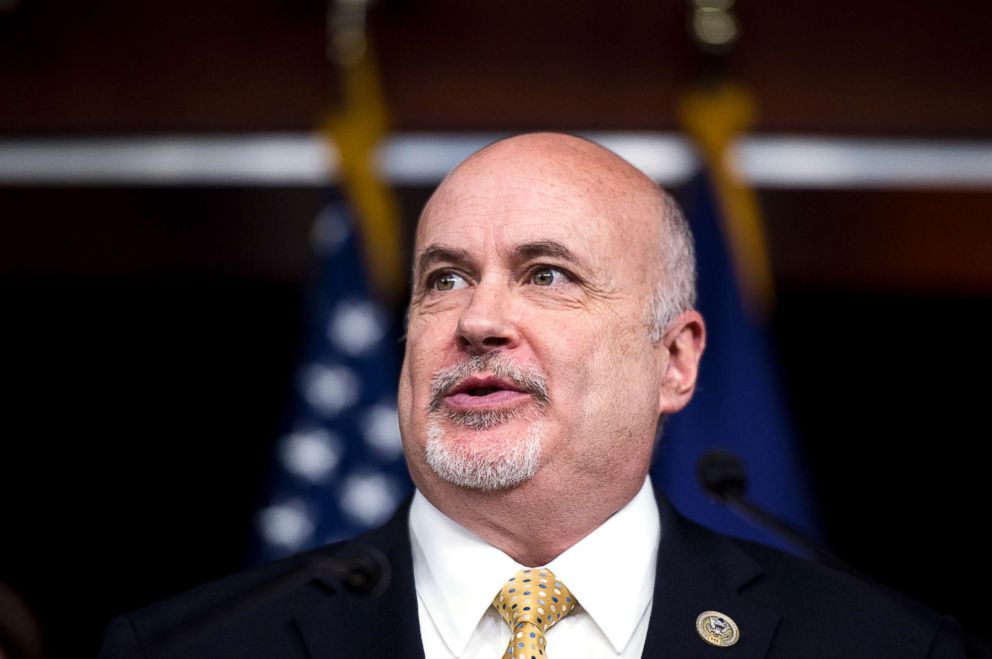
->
[492, 567, 576, 635]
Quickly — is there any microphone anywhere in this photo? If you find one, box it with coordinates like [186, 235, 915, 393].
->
[697, 449, 864, 578]
[144, 545, 390, 657]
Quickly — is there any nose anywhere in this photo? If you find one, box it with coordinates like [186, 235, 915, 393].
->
[456, 280, 520, 354]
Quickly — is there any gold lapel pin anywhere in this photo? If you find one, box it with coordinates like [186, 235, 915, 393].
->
[695, 610, 740, 647]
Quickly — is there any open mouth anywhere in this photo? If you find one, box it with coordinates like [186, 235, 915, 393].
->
[429, 357, 550, 414]
[442, 375, 533, 412]
[447, 375, 526, 396]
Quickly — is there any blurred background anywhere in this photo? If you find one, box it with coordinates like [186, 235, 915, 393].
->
[1, 1, 991, 657]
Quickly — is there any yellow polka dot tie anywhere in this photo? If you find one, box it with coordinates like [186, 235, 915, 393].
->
[492, 567, 576, 659]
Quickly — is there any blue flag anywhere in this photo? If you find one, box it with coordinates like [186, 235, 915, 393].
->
[251, 195, 411, 563]
[652, 174, 821, 552]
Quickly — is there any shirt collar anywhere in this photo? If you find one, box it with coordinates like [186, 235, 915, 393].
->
[409, 477, 660, 656]
[547, 477, 660, 653]
[409, 491, 520, 656]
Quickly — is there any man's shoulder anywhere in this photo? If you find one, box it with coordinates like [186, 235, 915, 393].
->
[685, 516, 965, 657]
[99, 502, 418, 659]
[99, 542, 351, 659]
[733, 534, 937, 621]
[650, 492, 967, 658]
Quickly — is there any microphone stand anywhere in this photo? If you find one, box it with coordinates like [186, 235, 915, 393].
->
[697, 449, 867, 580]
[144, 546, 390, 657]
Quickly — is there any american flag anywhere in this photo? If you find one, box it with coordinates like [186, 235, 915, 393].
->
[251, 195, 411, 562]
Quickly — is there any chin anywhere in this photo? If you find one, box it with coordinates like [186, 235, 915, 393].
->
[424, 417, 543, 492]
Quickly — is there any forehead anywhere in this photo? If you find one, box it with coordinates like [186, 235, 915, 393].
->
[415, 153, 661, 266]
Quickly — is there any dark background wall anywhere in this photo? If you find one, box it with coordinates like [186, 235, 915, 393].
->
[1, 1, 990, 656]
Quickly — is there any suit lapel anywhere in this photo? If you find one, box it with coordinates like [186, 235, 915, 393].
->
[642, 492, 780, 658]
[293, 500, 426, 659]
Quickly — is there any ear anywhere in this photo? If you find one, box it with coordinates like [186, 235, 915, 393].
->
[657, 310, 706, 415]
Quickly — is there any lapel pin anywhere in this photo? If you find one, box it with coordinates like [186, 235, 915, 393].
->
[695, 610, 740, 647]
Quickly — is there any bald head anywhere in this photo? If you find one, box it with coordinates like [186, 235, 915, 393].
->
[418, 132, 697, 340]
[457, 133, 659, 198]
[424, 134, 660, 227]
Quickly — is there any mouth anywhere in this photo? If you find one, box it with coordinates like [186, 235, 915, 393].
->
[442, 374, 535, 412]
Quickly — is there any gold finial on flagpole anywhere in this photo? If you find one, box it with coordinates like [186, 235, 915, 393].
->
[322, 0, 405, 303]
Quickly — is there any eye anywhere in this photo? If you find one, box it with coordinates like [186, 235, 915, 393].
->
[432, 271, 468, 292]
[530, 266, 569, 287]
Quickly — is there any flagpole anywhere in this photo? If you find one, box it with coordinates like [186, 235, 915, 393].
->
[322, 0, 405, 304]
[678, 0, 776, 321]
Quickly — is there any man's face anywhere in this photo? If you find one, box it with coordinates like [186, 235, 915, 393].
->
[398, 139, 680, 498]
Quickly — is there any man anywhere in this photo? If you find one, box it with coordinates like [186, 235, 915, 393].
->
[100, 133, 966, 658]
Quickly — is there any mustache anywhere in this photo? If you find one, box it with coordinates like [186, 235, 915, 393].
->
[428, 353, 550, 411]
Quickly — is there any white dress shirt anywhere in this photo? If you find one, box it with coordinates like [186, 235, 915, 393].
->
[409, 477, 661, 659]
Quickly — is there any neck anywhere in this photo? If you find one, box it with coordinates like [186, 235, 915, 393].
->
[417, 471, 647, 566]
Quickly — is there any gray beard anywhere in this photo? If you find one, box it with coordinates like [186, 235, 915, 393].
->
[436, 406, 522, 431]
[424, 416, 542, 492]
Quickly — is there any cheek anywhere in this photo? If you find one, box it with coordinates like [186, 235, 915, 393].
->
[539, 326, 609, 424]
[399, 349, 431, 414]
[569, 322, 658, 425]
[397, 356, 415, 433]
[399, 318, 455, 412]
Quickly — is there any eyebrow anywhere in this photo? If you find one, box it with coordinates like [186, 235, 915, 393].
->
[416, 244, 473, 278]
[415, 239, 590, 278]
[512, 240, 588, 271]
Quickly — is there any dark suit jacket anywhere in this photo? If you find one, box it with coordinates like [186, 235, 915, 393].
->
[99, 490, 966, 658]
